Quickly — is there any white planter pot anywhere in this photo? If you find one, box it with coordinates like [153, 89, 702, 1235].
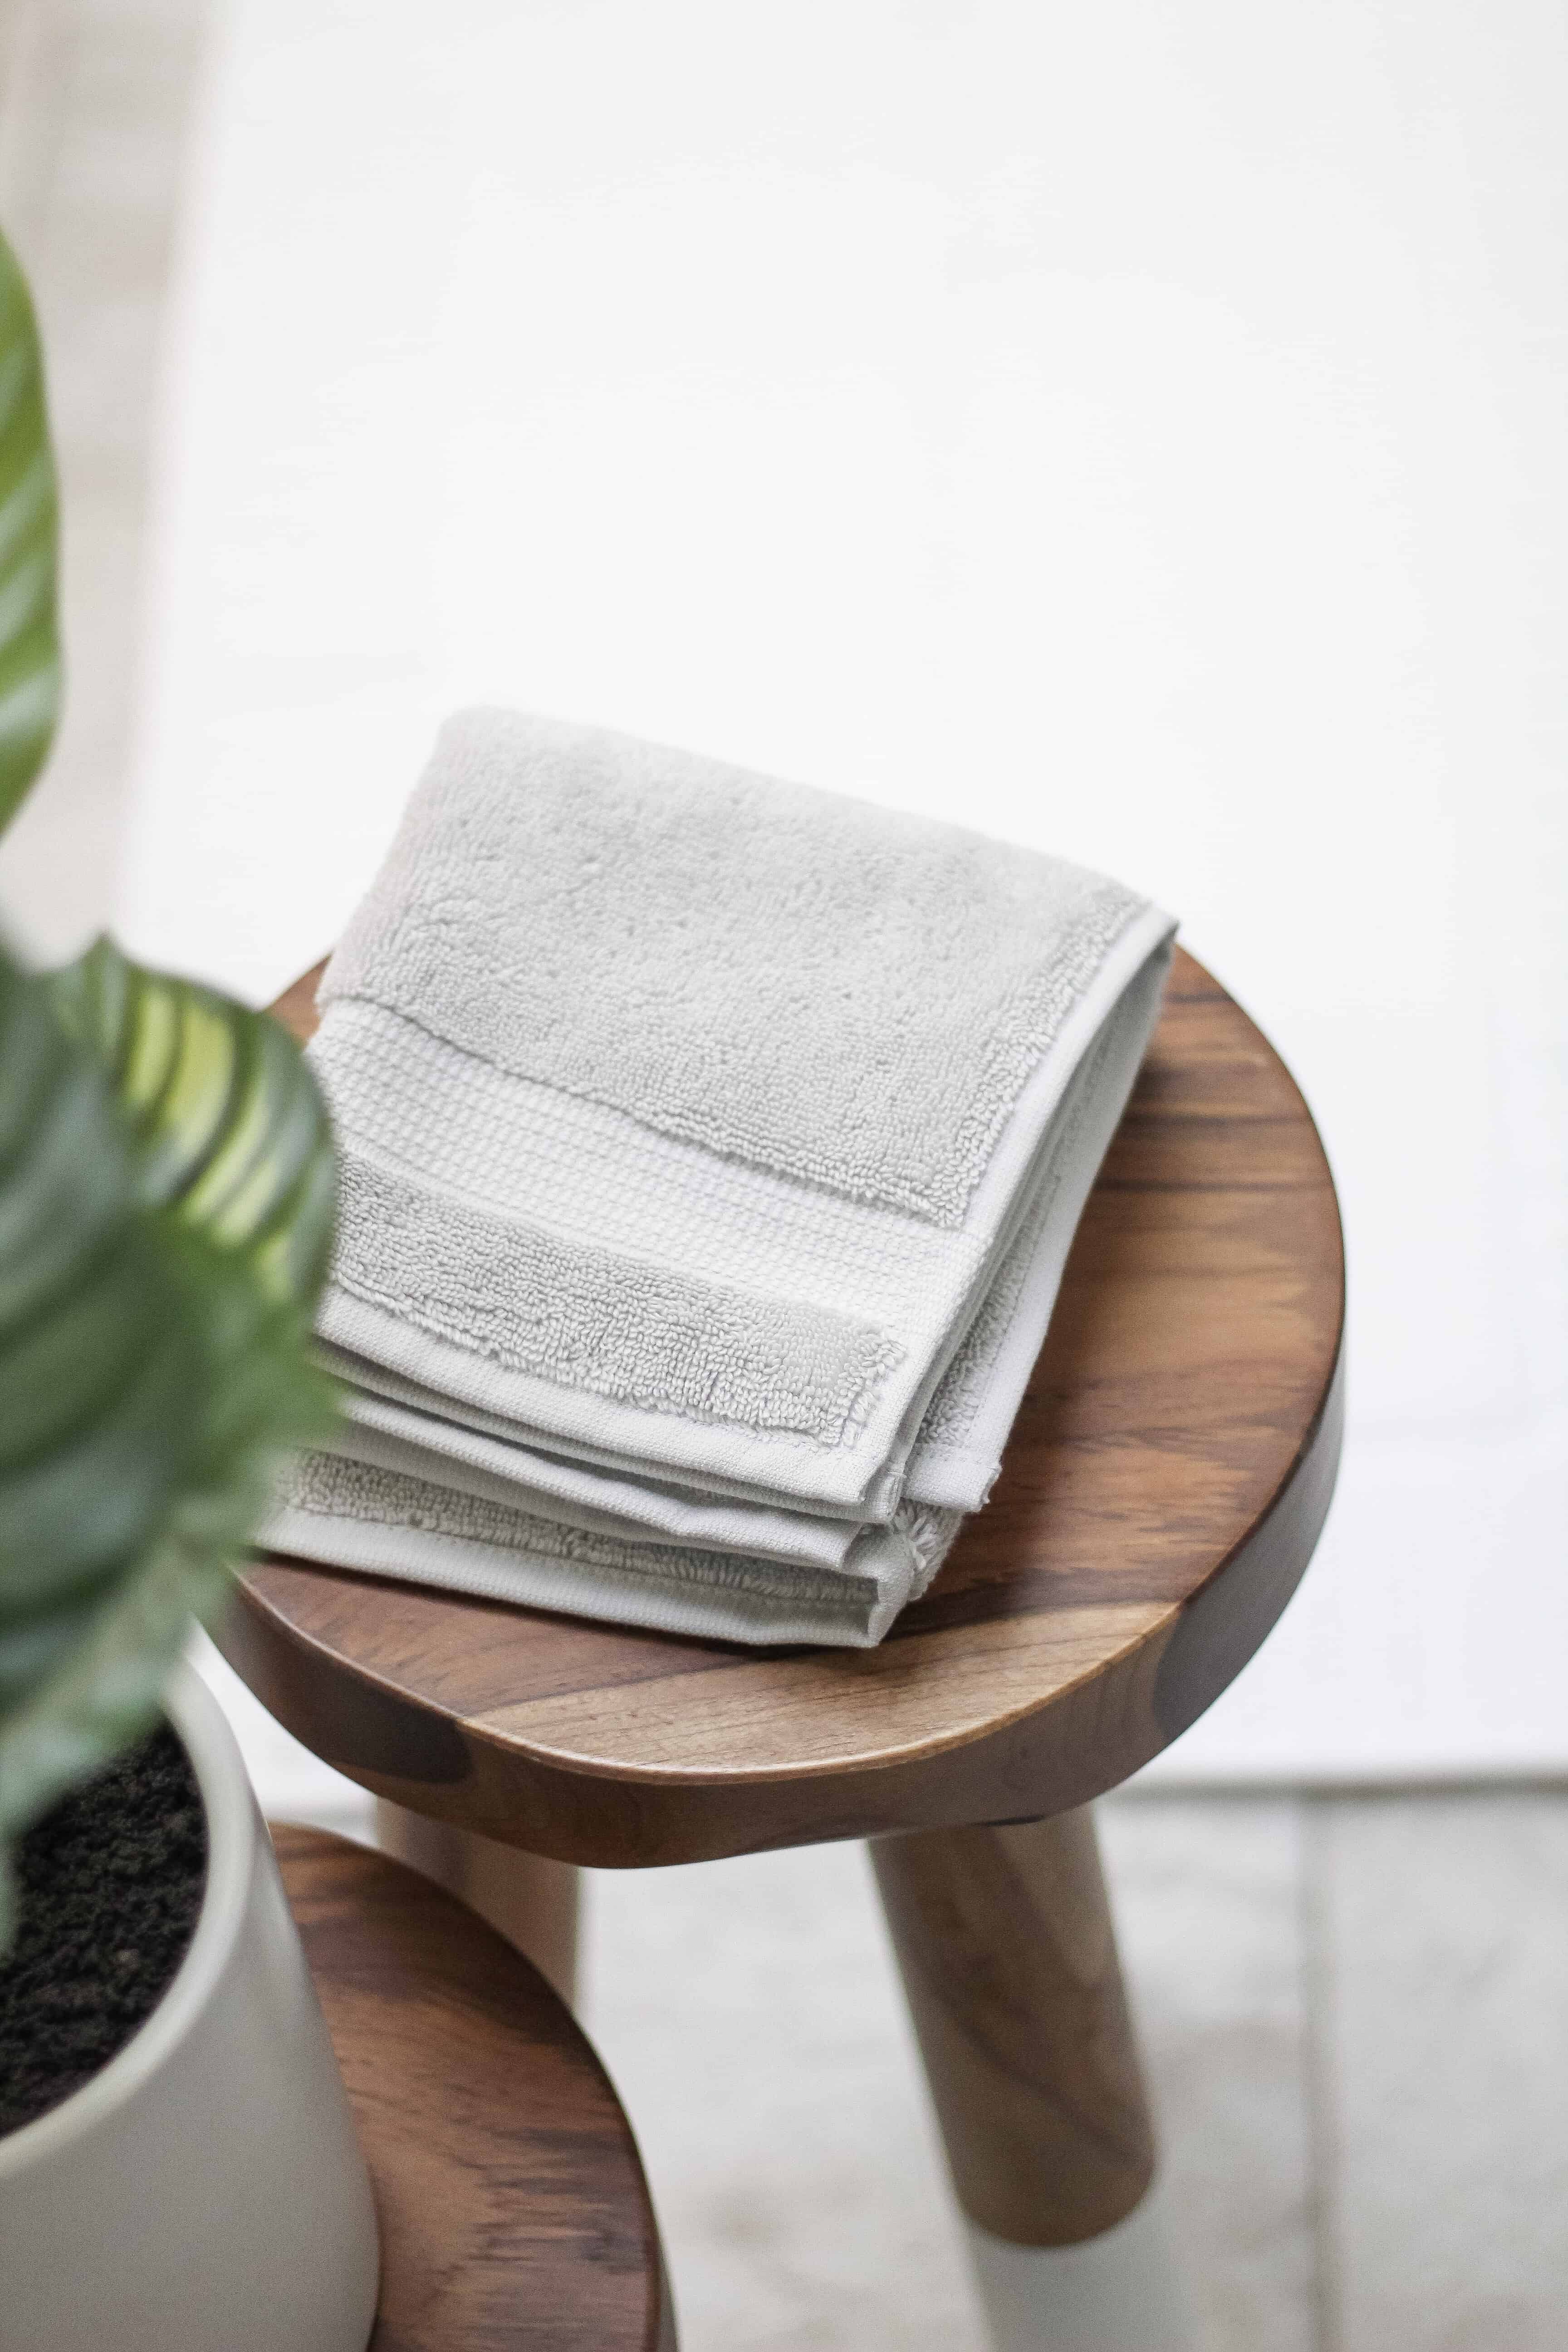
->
[0, 1663, 380, 2352]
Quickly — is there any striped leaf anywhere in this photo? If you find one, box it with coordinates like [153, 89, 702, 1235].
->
[0, 944, 338, 1945]
[49, 937, 337, 1308]
[0, 230, 59, 832]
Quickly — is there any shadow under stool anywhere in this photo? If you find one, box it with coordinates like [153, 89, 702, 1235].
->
[226, 946, 1344, 2350]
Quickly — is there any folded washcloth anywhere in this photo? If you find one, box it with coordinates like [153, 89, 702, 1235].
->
[263, 711, 1175, 1645]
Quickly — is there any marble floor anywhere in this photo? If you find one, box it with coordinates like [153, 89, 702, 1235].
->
[578, 1789, 1568, 2352]
[5, 10, 1566, 2348]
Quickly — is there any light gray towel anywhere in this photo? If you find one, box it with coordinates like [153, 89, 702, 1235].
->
[263, 710, 1175, 1646]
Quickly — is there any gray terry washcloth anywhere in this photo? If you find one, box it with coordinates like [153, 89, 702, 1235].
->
[262, 710, 1176, 1646]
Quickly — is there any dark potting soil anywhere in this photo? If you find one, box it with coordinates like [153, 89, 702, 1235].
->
[0, 1723, 207, 2138]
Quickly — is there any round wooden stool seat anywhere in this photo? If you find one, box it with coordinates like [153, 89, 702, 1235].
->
[274, 1826, 672, 2349]
[230, 949, 1343, 1868]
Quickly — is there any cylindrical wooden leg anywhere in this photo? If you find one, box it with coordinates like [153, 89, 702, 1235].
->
[375, 1799, 581, 2007]
[870, 1808, 1156, 2249]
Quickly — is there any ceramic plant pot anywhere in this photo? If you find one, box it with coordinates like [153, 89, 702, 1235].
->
[0, 1662, 380, 2352]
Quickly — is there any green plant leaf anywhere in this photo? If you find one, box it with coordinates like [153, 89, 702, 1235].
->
[0, 941, 337, 1947]
[0, 230, 60, 832]
[49, 936, 337, 1307]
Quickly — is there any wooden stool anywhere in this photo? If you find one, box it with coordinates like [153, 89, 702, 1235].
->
[233, 949, 1343, 2345]
[275, 1826, 674, 2351]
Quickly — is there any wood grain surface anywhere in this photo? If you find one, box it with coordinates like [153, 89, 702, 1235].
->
[274, 1827, 673, 2352]
[871, 1810, 1156, 2246]
[225, 950, 1343, 1865]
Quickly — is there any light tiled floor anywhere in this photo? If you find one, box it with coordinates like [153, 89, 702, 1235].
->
[10, 15, 1568, 2350]
[584, 1793, 1568, 2352]
[1310, 1796, 1568, 2352]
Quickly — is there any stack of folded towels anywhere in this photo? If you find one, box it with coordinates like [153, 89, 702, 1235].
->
[264, 711, 1176, 1647]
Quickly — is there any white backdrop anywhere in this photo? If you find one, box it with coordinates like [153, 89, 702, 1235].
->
[121, 0, 1567, 1780]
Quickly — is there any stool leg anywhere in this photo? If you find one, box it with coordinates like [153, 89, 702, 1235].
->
[375, 1800, 580, 2007]
[870, 1809, 1193, 2350]
[962, 2198, 1192, 2352]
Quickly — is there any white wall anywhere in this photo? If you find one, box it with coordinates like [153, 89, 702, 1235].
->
[125, 0, 1568, 1780]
